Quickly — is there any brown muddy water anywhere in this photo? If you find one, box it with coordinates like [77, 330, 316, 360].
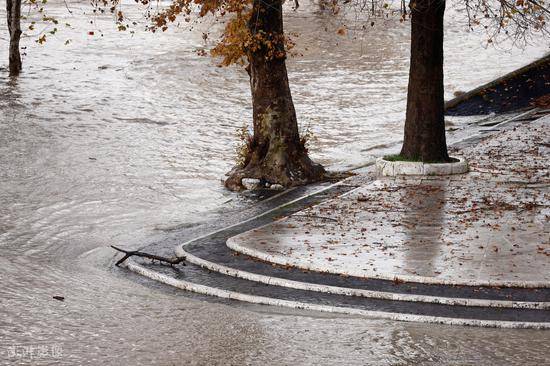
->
[0, 1, 549, 365]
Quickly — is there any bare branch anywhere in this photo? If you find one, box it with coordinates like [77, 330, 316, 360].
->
[111, 245, 186, 266]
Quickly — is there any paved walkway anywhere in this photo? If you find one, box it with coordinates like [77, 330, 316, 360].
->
[228, 117, 550, 287]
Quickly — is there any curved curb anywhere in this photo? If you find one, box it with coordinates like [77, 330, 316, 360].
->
[172, 177, 549, 308]
[125, 259, 550, 330]
[227, 235, 550, 289]
[375, 157, 468, 176]
[179, 175, 550, 289]
[176, 247, 550, 310]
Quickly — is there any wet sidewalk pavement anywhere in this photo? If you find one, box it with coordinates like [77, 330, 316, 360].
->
[228, 116, 550, 288]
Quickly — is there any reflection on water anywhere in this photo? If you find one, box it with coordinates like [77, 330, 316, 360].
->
[401, 184, 446, 277]
[0, 1, 548, 364]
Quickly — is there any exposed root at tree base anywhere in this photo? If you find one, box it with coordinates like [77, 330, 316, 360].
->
[224, 158, 326, 192]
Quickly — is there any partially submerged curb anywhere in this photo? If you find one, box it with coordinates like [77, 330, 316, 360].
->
[177, 244, 550, 310]
[122, 172, 550, 328]
[125, 258, 550, 329]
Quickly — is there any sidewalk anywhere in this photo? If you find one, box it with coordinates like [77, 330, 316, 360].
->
[228, 116, 550, 287]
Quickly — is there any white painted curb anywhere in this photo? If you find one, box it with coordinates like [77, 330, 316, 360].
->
[125, 259, 550, 330]
[227, 234, 550, 289]
[177, 247, 550, 310]
[169, 177, 549, 310]
[375, 157, 469, 176]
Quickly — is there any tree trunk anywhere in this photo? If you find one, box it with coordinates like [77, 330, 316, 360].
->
[225, 0, 324, 191]
[400, 0, 449, 162]
[6, 0, 22, 76]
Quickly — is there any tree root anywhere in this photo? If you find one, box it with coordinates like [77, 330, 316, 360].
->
[111, 245, 186, 267]
[225, 157, 326, 191]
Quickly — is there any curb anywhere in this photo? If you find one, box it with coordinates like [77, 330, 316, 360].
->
[125, 259, 550, 330]
[177, 247, 550, 310]
[227, 233, 550, 289]
[171, 176, 549, 310]
[170, 176, 549, 309]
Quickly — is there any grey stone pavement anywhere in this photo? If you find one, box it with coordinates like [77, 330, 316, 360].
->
[229, 116, 550, 287]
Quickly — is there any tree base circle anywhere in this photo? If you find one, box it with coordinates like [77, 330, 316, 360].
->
[376, 157, 468, 177]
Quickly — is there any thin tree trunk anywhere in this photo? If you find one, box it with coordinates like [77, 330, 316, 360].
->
[225, 0, 324, 190]
[400, 0, 449, 162]
[6, 0, 22, 76]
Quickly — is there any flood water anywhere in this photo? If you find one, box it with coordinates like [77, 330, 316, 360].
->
[1, 1, 549, 364]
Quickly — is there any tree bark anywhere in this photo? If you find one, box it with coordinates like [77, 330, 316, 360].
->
[6, 0, 22, 76]
[225, 0, 324, 191]
[400, 0, 449, 162]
